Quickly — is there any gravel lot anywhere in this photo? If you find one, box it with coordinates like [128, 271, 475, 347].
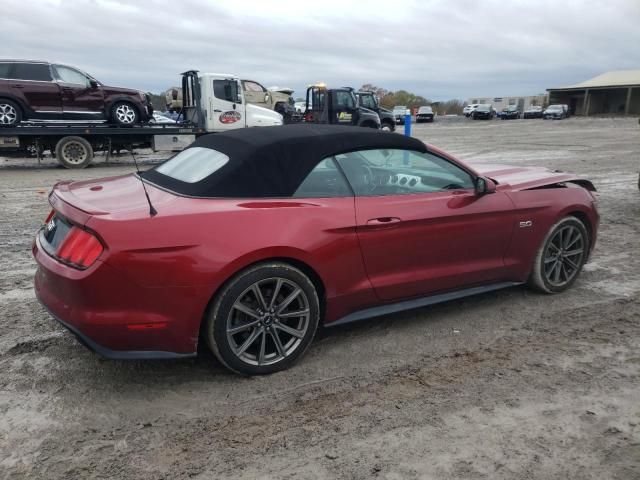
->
[1, 117, 639, 479]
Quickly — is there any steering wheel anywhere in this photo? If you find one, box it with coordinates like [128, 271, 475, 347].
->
[442, 183, 464, 190]
[356, 164, 374, 193]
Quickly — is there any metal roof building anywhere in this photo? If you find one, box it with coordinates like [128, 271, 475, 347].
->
[547, 70, 640, 116]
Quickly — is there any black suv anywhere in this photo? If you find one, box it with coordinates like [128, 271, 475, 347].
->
[0, 60, 153, 126]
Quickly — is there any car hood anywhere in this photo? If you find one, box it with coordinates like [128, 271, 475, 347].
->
[467, 163, 595, 191]
[102, 85, 143, 96]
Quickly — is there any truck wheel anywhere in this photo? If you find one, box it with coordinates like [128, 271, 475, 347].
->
[55, 136, 94, 169]
[0, 99, 22, 126]
[111, 102, 139, 125]
[380, 122, 394, 132]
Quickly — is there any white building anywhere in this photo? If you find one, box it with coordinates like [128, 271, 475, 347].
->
[466, 94, 548, 112]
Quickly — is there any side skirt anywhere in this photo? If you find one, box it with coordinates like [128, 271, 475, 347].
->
[328, 282, 523, 327]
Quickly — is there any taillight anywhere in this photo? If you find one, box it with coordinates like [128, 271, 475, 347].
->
[44, 209, 55, 225]
[304, 112, 314, 122]
[56, 227, 103, 269]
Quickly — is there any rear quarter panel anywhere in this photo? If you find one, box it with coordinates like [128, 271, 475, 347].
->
[87, 195, 376, 328]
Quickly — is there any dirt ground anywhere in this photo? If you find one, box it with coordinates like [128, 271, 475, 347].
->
[1, 117, 639, 480]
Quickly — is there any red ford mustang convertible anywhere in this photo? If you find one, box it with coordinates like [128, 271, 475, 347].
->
[33, 125, 599, 375]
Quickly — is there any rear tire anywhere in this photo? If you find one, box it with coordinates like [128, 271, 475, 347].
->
[528, 216, 589, 293]
[55, 136, 94, 169]
[0, 99, 22, 126]
[205, 262, 320, 375]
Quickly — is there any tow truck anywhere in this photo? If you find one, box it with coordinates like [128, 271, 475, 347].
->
[0, 70, 282, 169]
[303, 84, 380, 129]
[354, 91, 395, 131]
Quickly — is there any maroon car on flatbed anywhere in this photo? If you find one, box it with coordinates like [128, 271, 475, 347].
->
[0, 60, 153, 126]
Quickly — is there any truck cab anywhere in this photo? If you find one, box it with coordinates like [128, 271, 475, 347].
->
[303, 84, 380, 129]
[181, 71, 283, 132]
[355, 91, 395, 131]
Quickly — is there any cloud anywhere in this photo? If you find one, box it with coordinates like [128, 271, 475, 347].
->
[2, 0, 639, 101]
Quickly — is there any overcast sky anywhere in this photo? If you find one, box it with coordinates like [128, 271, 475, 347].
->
[3, 0, 639, 101]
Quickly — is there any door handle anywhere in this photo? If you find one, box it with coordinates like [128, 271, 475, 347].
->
[366, 217, 402, 227]
[213, 109, 222, 112]
[12, 84, 24, 88]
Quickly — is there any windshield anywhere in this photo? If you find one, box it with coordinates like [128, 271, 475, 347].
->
[418, 107, 432, 113]
[358, 94, 377, 109]
[547, 105, 563, 111]
[476, 105, 491, 111]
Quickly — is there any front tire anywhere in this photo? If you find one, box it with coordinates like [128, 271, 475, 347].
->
[0, 99, 22, 126]
[205, 262, 320, 375]
[110, 101, 139, 126]
[528, 216, 589, 293]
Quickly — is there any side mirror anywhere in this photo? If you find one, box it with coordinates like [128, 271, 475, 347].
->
[264, 93, 270, 103]
[89, 79, 99, 89]
[475, 176, 496, 195]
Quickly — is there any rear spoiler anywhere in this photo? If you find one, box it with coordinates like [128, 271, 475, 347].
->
[49, 181, 107, 227]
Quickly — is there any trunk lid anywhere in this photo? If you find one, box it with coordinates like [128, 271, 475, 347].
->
[50, 174, 175, 225]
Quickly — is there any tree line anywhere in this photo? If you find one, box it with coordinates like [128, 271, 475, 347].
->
[359, 84, 465, 115]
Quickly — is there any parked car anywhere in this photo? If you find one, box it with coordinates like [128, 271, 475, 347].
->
[0, 60, 153, 126]
[33, 124, 598, 375]
[355, 91, 395, 131]
[150, 112, 176, 124]
[393, 105, 408, 124]
[544, 104, 567, 119]
[416, 106, 434, 123]
[523, 106, 544, 119]
[463, 104, 479, 117]
[501, 105, 521, 120]
[472, 104, 494, 120]
[294, 101, 306, 113]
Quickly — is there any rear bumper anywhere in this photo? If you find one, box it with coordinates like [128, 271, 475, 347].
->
[33, 234, 201, 359]
[37, 297, 195, 360]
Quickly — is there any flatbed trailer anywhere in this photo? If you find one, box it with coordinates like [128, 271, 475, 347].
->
[0, 121, 206, 168]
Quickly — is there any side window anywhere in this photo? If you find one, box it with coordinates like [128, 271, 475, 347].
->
[332, 91, 355, 109]
[335, 149, 474, 197]
[293, 158, 351, 198]
[243, 81, 265, 92]
[53, 66, 89, 86]
[213, 80, 241, 103]
[0, 63, 11, 78]
[12, 63, 52, 81]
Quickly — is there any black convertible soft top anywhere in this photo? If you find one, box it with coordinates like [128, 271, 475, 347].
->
[143, 124, 427, 198]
